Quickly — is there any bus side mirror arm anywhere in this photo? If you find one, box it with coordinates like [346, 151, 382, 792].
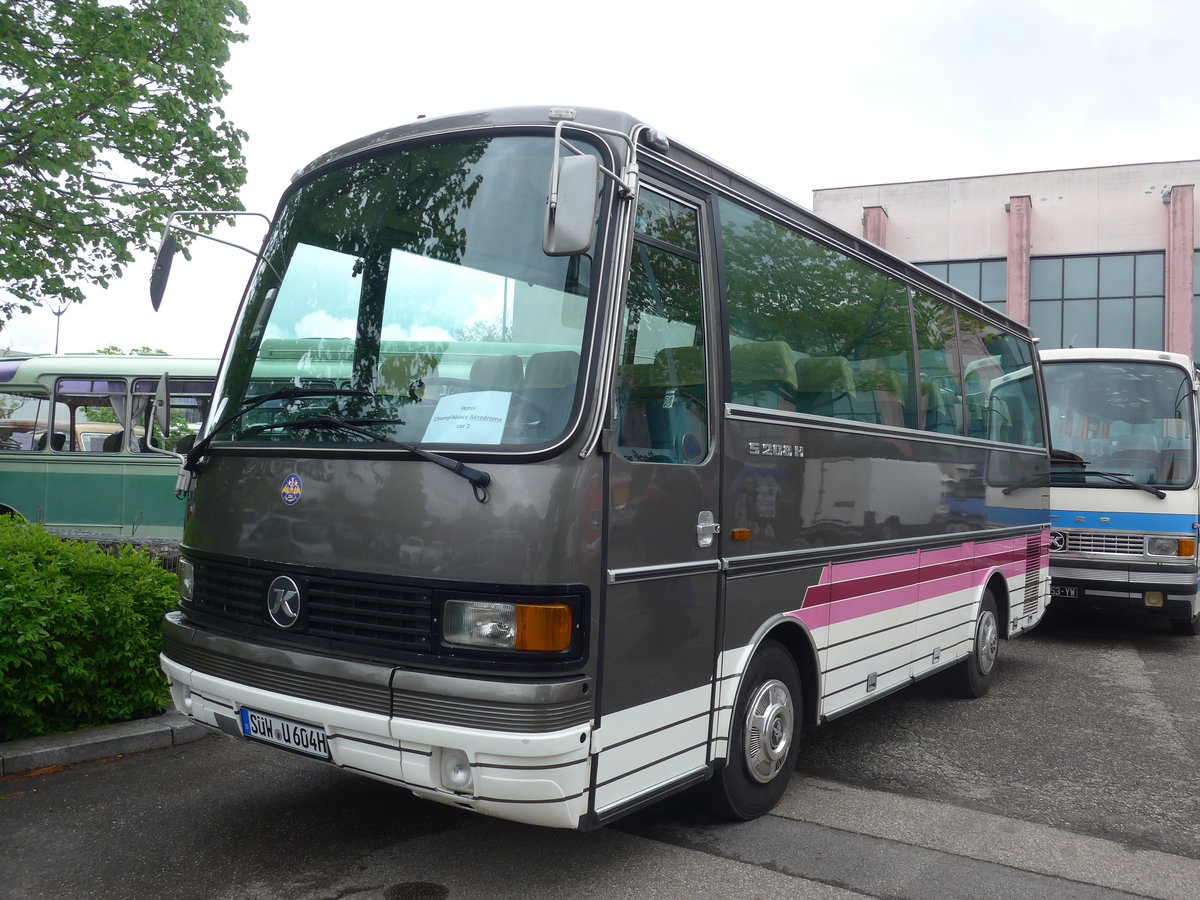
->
[543, 118, 640, 257]
[149, 210, 274, 310]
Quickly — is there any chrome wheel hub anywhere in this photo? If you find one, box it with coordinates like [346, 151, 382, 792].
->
[977, 610, 999, 675]
[743, 678, 794, 784]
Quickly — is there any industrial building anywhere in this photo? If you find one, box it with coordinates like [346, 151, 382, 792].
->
[812, 162, 1199, 357]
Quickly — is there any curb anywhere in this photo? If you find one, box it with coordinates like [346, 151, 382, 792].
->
[0, 711, 208, 778]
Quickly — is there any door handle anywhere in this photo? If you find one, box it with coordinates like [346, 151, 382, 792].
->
[697, 510, 720, 548]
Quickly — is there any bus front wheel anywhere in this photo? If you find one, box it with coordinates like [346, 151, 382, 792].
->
[950, 589, 999, 698]
[703, 640, 801, 821]
[1171, 610, 1200, 636]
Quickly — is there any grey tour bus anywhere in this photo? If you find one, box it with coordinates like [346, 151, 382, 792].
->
[153, 106, 1051, 829]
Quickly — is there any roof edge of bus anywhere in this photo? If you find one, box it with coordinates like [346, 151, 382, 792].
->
[1039, 347, 1194, 365]
[292, 106, 647, 182]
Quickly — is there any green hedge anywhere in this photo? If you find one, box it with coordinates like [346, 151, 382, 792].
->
[0, 517, 179, 742]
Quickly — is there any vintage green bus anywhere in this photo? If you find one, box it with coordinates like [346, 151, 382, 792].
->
[0, 354, 216, 538]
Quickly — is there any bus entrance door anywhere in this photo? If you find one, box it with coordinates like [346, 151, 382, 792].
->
[593, 183, 721, 819]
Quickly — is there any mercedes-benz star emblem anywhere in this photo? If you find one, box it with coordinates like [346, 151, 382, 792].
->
[267, 575, 303, 629]
[1049, 531, 1067, 553]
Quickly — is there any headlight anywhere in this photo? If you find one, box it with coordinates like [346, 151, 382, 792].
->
[443, 599, 572, 652]
[1145, 537, 1196, 558]
[177, 558, 195, 601]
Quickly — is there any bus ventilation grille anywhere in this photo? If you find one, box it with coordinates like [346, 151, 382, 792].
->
[1023, 535, 1041, 617]
[1057, 532, 1144, 556]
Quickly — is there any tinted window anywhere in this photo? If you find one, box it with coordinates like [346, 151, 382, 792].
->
[719, 198, 913, 429]
[614, 188, 708, 464]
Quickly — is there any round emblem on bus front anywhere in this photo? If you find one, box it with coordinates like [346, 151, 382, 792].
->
[281, 473, 302, 506]
[1049, 531, 1067, 552]
[267, 575, 303, 629]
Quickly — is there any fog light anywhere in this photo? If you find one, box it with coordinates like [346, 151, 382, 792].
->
[439, 748, 473, 793]
[1145, 591, 1165, 608]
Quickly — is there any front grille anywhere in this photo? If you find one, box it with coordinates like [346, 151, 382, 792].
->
[190, 558, 433, 652]
[1060, 532, 1143, 556]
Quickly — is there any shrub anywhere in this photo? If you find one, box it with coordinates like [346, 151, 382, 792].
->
[0, 517, 179, 742]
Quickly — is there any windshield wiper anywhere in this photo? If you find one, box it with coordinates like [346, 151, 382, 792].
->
[1075, 469, 1166, 499]
[1001, 473, 1049, 495]
[1008, 466, 1167, 499]
[183, 386, 371, 472]
[248, 413, 492, 503]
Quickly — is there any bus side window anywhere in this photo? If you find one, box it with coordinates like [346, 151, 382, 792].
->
[0, 389, 49, 451]
[960, 318, 1044, 449]
[133, 379, 216, 453]
[718, 197, 916, 428]
[912, 293, 964, 435]
[614, 188, 707, 465]
[51, 379, 128, 453]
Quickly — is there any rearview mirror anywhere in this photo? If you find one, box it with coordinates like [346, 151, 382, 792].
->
[153, 373, 172, 443]
[150, 233, 177, 311]
[543, 154, 600, 257]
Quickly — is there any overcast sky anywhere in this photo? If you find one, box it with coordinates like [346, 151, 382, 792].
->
[6, 0, 1200, 357]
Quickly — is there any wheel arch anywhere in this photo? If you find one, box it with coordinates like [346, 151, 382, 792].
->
[984, 569, 1011, 639]
[753, 616, 821, 730]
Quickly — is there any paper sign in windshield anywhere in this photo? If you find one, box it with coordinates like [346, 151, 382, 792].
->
[423, 391, 511, 444]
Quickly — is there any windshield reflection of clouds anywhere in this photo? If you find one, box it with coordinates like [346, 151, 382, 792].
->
[223, 135, 601, 450]
[266, 246, 506, 344]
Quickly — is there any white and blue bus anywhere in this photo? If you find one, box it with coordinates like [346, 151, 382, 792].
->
[152, 107, 1051, 829]
[1041, 347, 1200, 635]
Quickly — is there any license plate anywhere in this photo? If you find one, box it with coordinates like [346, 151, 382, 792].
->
[1050, 585, 1079, 599]
[240, 708, 331, 760]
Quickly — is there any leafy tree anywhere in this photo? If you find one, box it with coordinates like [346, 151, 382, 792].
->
[95, 344, 168, 356]
[0, 0, 249, 327]
[455, 321, 504, 343]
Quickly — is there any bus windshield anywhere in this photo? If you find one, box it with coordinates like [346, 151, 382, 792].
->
[1043, 359, 1195, 489]
[213, 134, 603, 451]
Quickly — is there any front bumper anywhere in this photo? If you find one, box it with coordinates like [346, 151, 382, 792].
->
[160, 612, 595, 828]
[1049, 561, 1198, 620]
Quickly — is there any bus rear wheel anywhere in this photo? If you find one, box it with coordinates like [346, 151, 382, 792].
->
[949, 589, 999, 698]
[702, 640, 800, 821]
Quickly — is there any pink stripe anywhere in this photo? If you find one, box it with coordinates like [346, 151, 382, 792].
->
[797, 533, 1045, 624]
[827, 584, 921, 625]
[789, 606, 828, 631]
[919, 569, 982, 598]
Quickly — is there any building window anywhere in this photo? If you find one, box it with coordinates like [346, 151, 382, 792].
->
[917, 260, 1006, 314]
[1029, 253, 1163, 351]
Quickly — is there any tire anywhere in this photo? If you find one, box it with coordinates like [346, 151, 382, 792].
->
[702, 640, 801, 821]
[950, 589, 1000, 698]
[1171, 610, 1200, 636]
